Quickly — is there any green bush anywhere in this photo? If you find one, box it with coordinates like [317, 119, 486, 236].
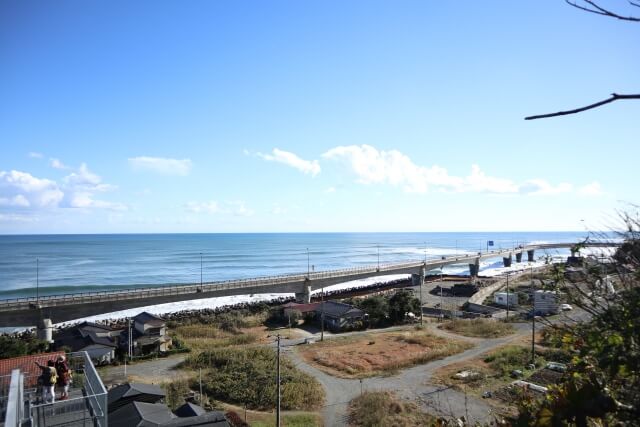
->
[163, 379, 192, 410]
[484, 346, 543, 377]
[184, 347, 324, 411]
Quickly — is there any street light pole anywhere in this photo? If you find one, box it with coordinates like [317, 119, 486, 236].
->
[320, 286, 325, 341]
[306, 248, 310, 277]
[377, 244, 380, 271]
[440, 267, 444, 322]
[276, 334, 281, 427]
[200, 252, 203, 291]
[36, 257, 39, 305]
[506, 272, 510, 319]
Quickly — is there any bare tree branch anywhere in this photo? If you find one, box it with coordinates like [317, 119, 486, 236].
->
[525, 93, 640, 120]
[565, 0, 640, 21]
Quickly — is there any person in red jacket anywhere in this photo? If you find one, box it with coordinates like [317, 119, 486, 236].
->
[55, 355, 72, 400]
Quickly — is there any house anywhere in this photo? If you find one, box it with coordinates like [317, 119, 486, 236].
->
[315, 301, 367, 332]
[54, 322, 119, 364]
[108, 383, 230, 427]
[493, 292, 518, 308]
[108, 382, 166, 413]
[121, 312, 173, 356]
[109, 401, 176, 426]
[533, 290, 559, 315]
[282, 302, 319, 319]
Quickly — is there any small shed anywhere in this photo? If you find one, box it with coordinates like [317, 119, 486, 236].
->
[494, 292, 518, 308]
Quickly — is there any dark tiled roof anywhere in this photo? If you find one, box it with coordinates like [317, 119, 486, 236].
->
[162, 411, 229, 426]
[76, 321, 115, 332]
[109, 401, 175, 427]
[282, 302, 320, 313]
[108, 383, 166, 412]
[54, 328, 116, 352]
[133, 312, 166, 327]
[315, 301, 365, 318]
[174, 402, 206, 418]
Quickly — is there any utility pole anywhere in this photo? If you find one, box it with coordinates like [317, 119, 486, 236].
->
[200, 252, 203, 291]
[36, 257, 39, 305]
[199, 368, 203, 405]
[506, 272, 510, 319]
[320, 286, 325, 341]
[440, 268, 444, 321]
[377, 244, 380, 271]
[531, 264, 536, 365]
[276, 334, 281, 427]
[306, 248, 310, 277]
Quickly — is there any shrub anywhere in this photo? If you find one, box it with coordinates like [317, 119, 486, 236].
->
[185, 347, 324, 411]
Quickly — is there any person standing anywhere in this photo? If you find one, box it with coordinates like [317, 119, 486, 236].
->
[55, 355, 71, 400]
[35, 360, 58, 404]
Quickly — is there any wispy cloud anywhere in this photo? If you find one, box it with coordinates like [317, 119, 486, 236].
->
[323, 144, 590, 196]
[49, 158, 69, 170]
[578, 181, 603, 197]
[128, 156, 192, 176]
[257, 148, 321, 177]
[28, 152, 43, 159]
[185, 200, 253, 216]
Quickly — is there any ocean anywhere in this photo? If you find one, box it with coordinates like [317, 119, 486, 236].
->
[0, 232, 588, 299]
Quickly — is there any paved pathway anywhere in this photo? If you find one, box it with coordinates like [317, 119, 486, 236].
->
[283, 322, 532, 426]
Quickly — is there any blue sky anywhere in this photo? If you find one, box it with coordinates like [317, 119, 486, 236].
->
[0, 0, 638, 233]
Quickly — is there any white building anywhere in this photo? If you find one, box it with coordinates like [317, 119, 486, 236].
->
[494, 292, 518, 307]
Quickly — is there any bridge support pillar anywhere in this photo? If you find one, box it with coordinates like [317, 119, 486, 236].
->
[37, 318, 54, 344]
[503, 255, 512, 268]
[468, 258, 480, 277]
[527, 250, 535, 262]
[515, 252, 523, 263]
[295, 282, 312, 304]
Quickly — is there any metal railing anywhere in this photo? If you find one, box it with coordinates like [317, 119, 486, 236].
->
[21, 351, 108, 427]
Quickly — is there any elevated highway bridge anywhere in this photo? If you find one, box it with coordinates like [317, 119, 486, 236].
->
[0, 242, 616, 327]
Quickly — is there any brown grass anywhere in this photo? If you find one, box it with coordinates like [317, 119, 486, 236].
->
[348, 391, 435, 427]
[298, 330, 473, 379]
[440, 318, 515, 338]
[175, 323, 303, 353]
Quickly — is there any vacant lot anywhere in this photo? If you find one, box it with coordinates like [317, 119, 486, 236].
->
[440, 318, 515, 338]
[184, 346, 324, 411]
[174, 322, 303, 353]
[298, 329, 472, 378]
[349, 391, 434, 427]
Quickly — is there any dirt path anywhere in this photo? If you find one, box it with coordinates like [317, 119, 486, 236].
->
[285, 322, 533, 426]
[98, 354, 189, 387]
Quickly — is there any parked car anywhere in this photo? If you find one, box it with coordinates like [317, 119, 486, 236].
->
[560, 303, 573, 311]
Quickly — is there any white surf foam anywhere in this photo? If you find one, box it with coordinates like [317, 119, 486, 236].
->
[58, 275, 412, 326]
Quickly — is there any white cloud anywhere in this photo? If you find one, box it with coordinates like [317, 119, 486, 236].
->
[519, 179, 572, 196]
[257, 148, 321, 177]
[49, 158, 69, 170]
[324, 187, 336, 194]
[0, 170, 64, 207]
[128, 156, 192, 176]
[579, 181, 603, 196]
[185, 201, 221, 214]
[0, 194, 30, 207]
[60, 163, 124, 210]
[28, 152, 43, 159]
[322, 144, 579, 196]
[185, 200, 253, 216]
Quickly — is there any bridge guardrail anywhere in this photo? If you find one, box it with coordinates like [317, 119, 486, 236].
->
[0, 243, 614, 310]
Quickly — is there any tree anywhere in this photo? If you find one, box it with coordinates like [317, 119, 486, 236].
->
[388, 290, 421, 324]
[514, 211, 640, 425]
[525, 1, 639, 120]
[354, 295, 389, 327]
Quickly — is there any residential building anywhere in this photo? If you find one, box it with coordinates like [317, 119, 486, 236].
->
[54, 322, 120, 364]
[533, 290, 559, 315]
[493, 292, 518, 308]
[315, 301, 367, 332]
[124, 312, 173, 355]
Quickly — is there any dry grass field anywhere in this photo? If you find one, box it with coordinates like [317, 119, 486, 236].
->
[298, 329, 473, 378]
[439, 318, 516, 338]
[348, 391, 435, 427]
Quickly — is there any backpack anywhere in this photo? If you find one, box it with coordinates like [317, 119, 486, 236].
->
[44, 366, 58, 386]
